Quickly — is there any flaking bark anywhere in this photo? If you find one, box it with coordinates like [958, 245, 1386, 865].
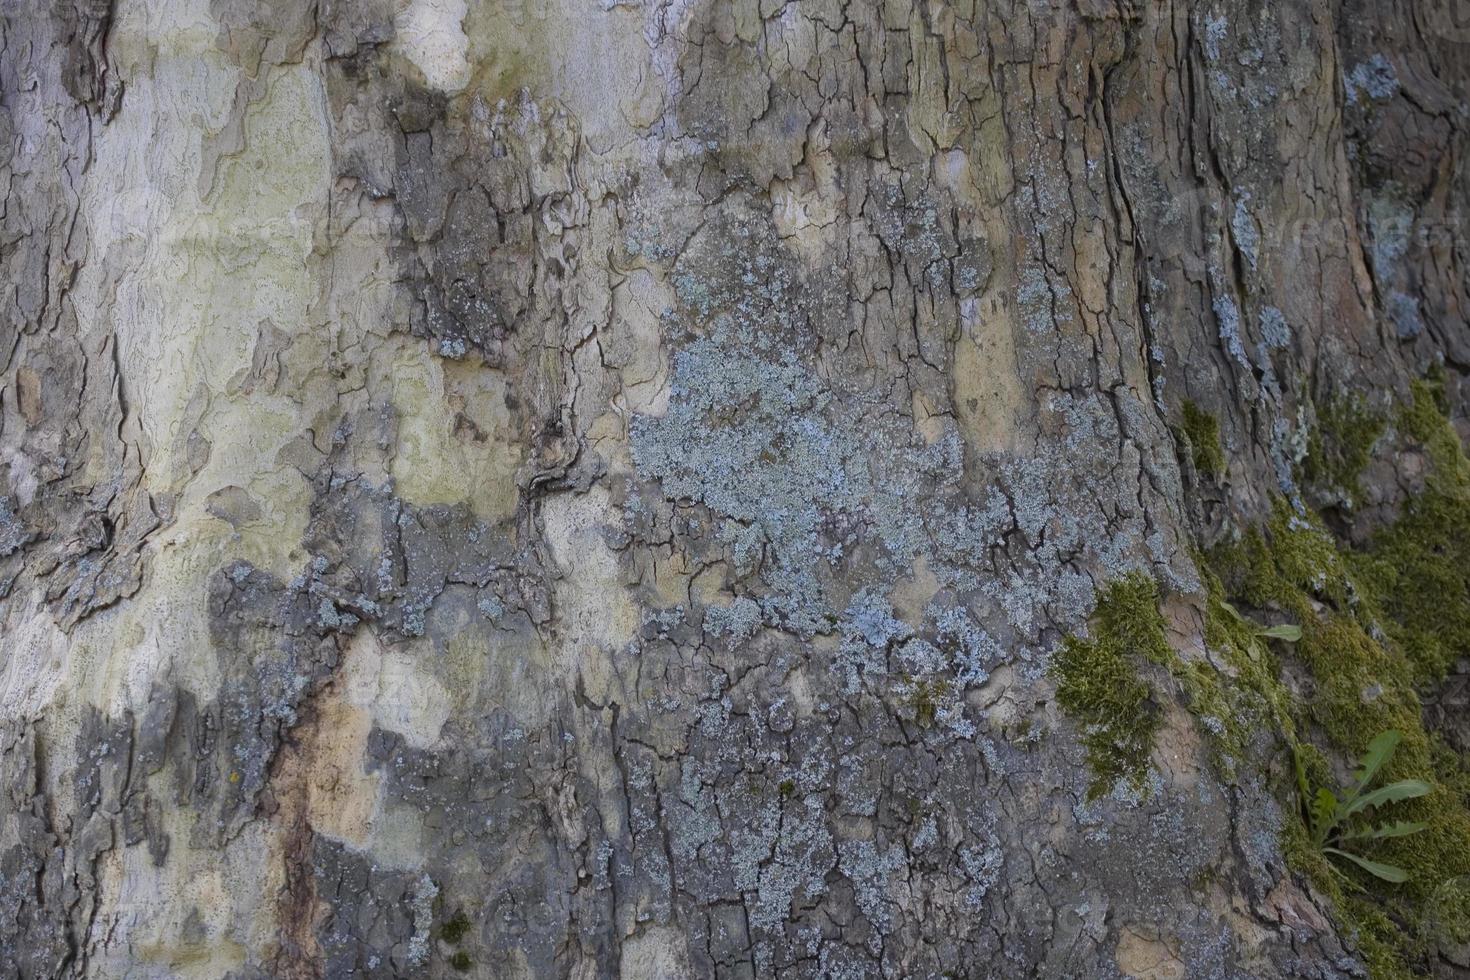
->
[2, 1, 1468, 977]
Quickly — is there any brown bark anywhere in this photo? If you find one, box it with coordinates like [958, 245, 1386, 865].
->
[1, 0, 1468, 977]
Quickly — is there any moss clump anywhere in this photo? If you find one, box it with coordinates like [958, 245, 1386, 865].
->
[1181, 401, 1227, 478]
[439, 910, 471, 944]
[1051, 574, 1172, 799]
[1051, 568, 1295, 788]
[1301, 394, 1385, 509]
[1349, 380, 1470, 682]
[907, 678, 951, 728]
[1189, 573, 1302, 777]
[441, 908, 475, 972]
[1276, 813, 1427, 980]
[1211, 474, 1470, 975]
[1424, 875, 1470, 954]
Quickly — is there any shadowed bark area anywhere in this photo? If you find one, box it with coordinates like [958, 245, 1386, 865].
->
[1, 1, 1469, 977]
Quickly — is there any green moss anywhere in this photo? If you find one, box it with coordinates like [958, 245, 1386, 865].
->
[1208, 395, 1470, 975]
[778, 779, 796, 798]
[1051, 574, 1171, 800]
[1301, 394, 1385, 508]
[907, 678, 951, 728]
[439, 910, 471, 944]
[1050, 574, 1287, 794]
[1188, 573, 1302, 777]
[1276, 809, 1422, 980]
[1349, 380, 1470, 682]
[1425, 875, 1470, 951]
[1181, 401, 1227, 477]
[449, 950, 473, 972]
[1341, 895, 1421, 980]
[1214, 502, 1430, 772]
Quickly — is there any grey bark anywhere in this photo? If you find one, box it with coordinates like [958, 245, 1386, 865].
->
[0, 0, 1467, 977]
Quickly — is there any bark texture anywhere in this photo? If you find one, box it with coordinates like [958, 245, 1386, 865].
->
[1, 0, 1469, 977]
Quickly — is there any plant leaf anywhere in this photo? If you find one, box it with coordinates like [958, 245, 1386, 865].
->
[1256, 624, 1301, 642]
[1339, 820, 1427, 842]
[1218, 600, 1247, 624]
[1345, 779, 1431, 816]
[1325, 860, 1369, 893]
[1323, 848, 1410, 883]
[1351, 730, 1401, 795]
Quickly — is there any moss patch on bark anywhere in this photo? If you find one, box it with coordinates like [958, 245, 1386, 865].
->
[1181, 401, 1227, 478]
[1301, 394, 1385, 509]
[1208, 379, 1470, 977]
[1195, 574, 1303, 777]
[1050, 574, 1171, 800]
[1349, 380, 1470, 683]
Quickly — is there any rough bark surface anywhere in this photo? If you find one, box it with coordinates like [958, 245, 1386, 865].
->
[1, 0, 1468, 977]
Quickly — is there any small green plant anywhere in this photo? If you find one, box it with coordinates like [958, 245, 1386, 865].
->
[1295, 730, 1430, 884]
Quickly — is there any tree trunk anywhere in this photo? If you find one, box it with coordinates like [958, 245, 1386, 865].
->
[3, 0, 1469, 977]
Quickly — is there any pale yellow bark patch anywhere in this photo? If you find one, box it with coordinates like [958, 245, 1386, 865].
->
[379, 339, 522, 522]
[954, 292, 1028, 454]
[1115, 926, 1187, 980]
[542, 486, 637, 702]
[395, 0, 472, 93]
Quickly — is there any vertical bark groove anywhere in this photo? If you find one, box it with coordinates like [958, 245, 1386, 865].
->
[1, 0, 1468, 977]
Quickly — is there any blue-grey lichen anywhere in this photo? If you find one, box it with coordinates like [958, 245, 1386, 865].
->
[630, 317, 958, 635]
[0, 496, 31, 557]
[1344, 54, 1400, 105]
[1210, 272, 1251, 370]
[1017, 262, 1072, 334]
[837, 838, 907, 937]
[476, 593, 505, 621]
[635, 316, 1191, 665]
[933, 607, 1002, 687]
[632, 212, 1198, 738]
[1258, 306, 1291, 349]
[744, 796, 834, 933]
[407, 875, 439, 965]
[870, 184, 954, 287]
[1367, 193, 1414, 276]
[960, 834, 1005, 910]
[317, 598, 359, 631]
[703, 595, 762, 644]
[1231, 198, 1260, 269]
[1388, 290, 1423, 338]
[1203, 14, 1229, 62]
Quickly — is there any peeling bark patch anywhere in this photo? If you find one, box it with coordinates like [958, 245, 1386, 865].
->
[4, 0, 1469, 975]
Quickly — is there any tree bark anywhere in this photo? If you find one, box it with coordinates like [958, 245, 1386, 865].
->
[2, 0, 1468, 977]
